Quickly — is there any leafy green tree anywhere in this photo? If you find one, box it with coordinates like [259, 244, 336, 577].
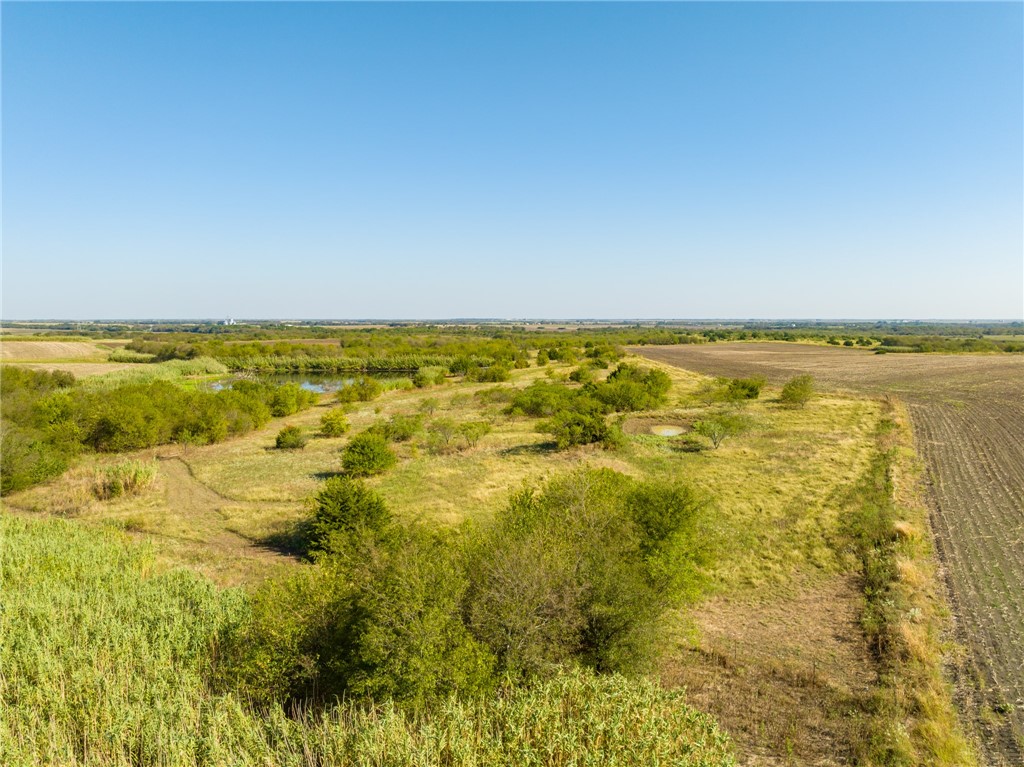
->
[589, 364, 671, 412]
[342, 527, 495, 707]
[466, 469, 708, 679]
[427, 417, 460, 450]
[342, 433, 396, 476]
[692, 413, 749, 450]
[458, 420, 492, 448]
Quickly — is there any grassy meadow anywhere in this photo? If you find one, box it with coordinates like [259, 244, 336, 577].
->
[0, 338, 974, 765]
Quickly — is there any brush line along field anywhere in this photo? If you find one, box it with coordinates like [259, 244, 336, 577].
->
[634, 342, 1024, 764]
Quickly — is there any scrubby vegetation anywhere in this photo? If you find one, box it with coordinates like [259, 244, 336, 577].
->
[0, 366, 318, 494]
[1, 323, 994, 765]
[0, 515, 734, 767]
[222, 467, 710, 710]
[503, 363, 670, 449]
[335, 375, 383, 403]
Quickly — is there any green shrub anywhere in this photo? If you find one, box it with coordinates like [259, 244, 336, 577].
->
[588, 364, 671, 412]
[541, 408, 609, 449]
[1, 423, 71, 495]
[569, 366, 595, 384]
[318, 408, 351, 437]
[269, 383, 318, 417]
[336, 376, 383, 403]
[724, 377, 764, 400]
[342, 432, 397, 476]
[341, 526, 496, 707]
[780, 374, 815, 407]
[458, 420, 492, 447]
[309, 476, 391, 553]
[93, 459, 157, 499]
[467, 469, 709, 679]
[426, 417, 460, 453]
[368, 413, 423, 442]
[412, 366, 447, 388]
[275, 425, 308, 450]
[505, 381, 580, 418]
[465, 364, 511, 383]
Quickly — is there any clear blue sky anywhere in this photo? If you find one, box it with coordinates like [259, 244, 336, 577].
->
[3, 2, 1022, 320]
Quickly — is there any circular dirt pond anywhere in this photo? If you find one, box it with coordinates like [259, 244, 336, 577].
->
[650, 425, 685, 437]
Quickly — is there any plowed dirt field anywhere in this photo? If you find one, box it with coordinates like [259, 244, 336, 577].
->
[634, 343, 1024, 763]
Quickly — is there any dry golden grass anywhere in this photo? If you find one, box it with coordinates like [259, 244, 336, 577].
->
[0, 340, 110, 362]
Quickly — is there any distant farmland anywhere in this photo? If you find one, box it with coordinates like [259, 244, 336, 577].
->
[634, 342, 1024, 764]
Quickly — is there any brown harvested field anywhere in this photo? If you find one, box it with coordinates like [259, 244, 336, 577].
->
[634, 342, 1024, 763]
[0, 340, 108, 361]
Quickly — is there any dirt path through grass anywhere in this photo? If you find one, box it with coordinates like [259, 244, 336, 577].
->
[157, 454, 291, 556]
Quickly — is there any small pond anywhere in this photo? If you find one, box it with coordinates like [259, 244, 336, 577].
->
[650, 425, 685, 437]
[206, 372, 411, 394]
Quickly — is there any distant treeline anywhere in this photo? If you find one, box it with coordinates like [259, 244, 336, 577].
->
[6, 321, 1020, 362]
[0, 367, 318, 495]
[877, 335, 1024, 353]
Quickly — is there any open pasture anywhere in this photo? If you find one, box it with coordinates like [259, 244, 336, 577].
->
[635, 342, 1024, 762]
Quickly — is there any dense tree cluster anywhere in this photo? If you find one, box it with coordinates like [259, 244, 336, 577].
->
[0, 368, 317, 494]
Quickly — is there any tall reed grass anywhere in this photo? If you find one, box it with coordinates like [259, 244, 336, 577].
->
[93, 460, 157, 499]
[81, 358, 229, 390]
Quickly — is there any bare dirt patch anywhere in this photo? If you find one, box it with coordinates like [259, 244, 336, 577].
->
[622, 415, 692, 436]
[664, 575, 876, 766]
[636, 343, 1024, 761]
